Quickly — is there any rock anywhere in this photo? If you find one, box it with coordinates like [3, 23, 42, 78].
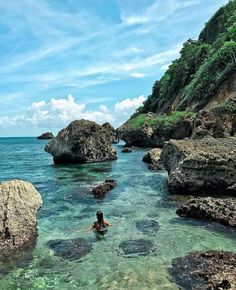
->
[121, 147, 132, 153]
[37, 132, 54, 139]
[0, 180, 42, 256]
[91, 179, 116, 198]
[171, 251, 236, 290]
[142, 148, 163, 170]
[177, 197, 236, 227]
[102, 122, 119, 143]
[136, 219, 160, 235]
[118, 239, 154, 258]
[45, 119, 117, 164]
[161, 138, 236, 195]
[47, 238, 93, 261]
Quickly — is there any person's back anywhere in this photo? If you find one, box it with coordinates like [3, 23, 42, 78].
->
[92, 211, 111, 235]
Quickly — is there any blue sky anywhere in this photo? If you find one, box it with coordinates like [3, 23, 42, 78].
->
[0, 0, 228, 136]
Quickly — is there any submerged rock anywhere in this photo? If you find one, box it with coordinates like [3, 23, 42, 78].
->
[91, 179, 117, 199]
[176, 197, 236, 228]
[118, 239, 154, 257]
[45, 119, 117, 164]
[142, 148, 163, 170]
[136, 219, 160, 235]
[171, 251, 236, 290]
[102, 122, 119, 143]
[37, 132, 54, 139]
[161, 138, 236, 195]
[47, 238, 93, 261]
[0, 180, 42, 256]
[121, 147, 132, 153]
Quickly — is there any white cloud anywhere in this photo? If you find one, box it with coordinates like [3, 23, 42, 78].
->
[130, 73, 146, 78]
[0, 95, 146, 133]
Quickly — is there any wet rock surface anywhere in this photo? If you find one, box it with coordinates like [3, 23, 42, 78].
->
[136, 219, 160, 235]
[37, 132, 54, 139]
[118, 239, 154, 257]
[121, 147, 132, 153]
[47, 238, 93, 261]
[91, 179, 117, 199]
[45, 119, 117, 164]
[161, 138, 236, 195]
[177, 197, 236, 228]
[0, 180, 42, 256]
[171, 251, 236, 290]
[102, 122, 119, 143]
[142, 148, 163, 170]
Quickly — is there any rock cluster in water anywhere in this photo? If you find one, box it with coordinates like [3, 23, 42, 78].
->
[177, 197, 236, 228]
[121, 147, 132, 153]
[45, 120, 117, 164]
[161, 138, 236, 195]
[91, 179, 117, 199]
[47, 238, 93, 261]
[142, 148, 163, 170]
[37, 132, 54, 139]
[171, 251, 236, 290]
[0, 180, 42, 256]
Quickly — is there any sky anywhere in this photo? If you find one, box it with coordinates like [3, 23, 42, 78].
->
[0, 0, 228, 136]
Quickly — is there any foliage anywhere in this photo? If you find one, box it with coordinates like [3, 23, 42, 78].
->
[133, 0, 236, 119]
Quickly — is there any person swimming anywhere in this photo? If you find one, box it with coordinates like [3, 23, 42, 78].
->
[91, 211, 111, 235]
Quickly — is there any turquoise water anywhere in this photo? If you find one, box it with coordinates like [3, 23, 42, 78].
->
[0, 137, 235, 290]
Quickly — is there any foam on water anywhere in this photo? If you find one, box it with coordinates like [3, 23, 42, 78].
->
[0, 138, 235, 289]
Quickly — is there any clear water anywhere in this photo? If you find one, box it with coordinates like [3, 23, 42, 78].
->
[0, 137, 235, 290]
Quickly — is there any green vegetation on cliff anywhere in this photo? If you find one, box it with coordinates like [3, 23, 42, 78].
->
[133, 0, 236, 117]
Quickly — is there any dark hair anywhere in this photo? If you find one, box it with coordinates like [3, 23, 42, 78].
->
[96, 211, 104, 229]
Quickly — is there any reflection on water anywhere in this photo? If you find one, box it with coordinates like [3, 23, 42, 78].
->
[0, 138, 235, 290]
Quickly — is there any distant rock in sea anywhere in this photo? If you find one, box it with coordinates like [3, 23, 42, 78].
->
[91, 179, 117, 199]
[0, 180, 42, 256]
[37, 132, 54, 139]
[45, 119, 117, 164]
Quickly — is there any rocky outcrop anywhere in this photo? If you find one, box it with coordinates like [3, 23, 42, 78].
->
[0, 180, 42, 256]
[45, 120, 117, 164]
[161, 138, 236, 195]
[91, 179, 116, 199]
[177, 197, 236, 227]
[171, 251, 236, 290]
[142, 148, 163, 170]
[122, 147, 132, 153]
[102, 122, 119, 143]
[191, 98, 236, 139]
[37, 132, 54, 139]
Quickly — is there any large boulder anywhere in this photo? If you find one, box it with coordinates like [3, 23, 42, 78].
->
[171, 251, 236, 290]
[161, 138, 236, 195]
[45, 120, 117, 164]
[142, 148, 163, 170]
[177, 197, 236, 228]
[102, 122, 119, 143]
[37, 132, 54, 140]
[0, 180, 42, 256]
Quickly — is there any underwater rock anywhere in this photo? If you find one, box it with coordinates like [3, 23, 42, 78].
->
[161, 138, 236, 195]
[136, 219, 160, 235]
[0, 179, 42, 256]
[102, 122, 119, 143]
[37, 132, 54, 139]
[118, 239, 154, 257]
[121, 147, 132, 153]
[45, 119, 117, 164]
[47, 238, 93, 261]
[176, 197, 236, 228]
[171, 251, 236, 290]
[142, 148, 163, 170]
[91, 179, 116, 199]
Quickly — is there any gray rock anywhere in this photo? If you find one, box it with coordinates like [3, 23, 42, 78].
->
[118, 239, 154, 257]
[45, 119, 117, 164]
[102, 122, 119, 143]
[136, 219, 160, 235]
[47, 238, 93, 261]
[176, 197, 236, 228]
[0, 180, 42, 256]
[161, 138, 236, 195]
[171, 251, 236, 290]
[37, 132, 54, 139]
[142, 148, 163, 170]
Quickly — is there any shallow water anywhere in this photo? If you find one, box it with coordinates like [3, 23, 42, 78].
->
[0, 137, 235, 290]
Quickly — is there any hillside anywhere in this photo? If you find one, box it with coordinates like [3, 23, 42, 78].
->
[132, 0, 236, 117]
